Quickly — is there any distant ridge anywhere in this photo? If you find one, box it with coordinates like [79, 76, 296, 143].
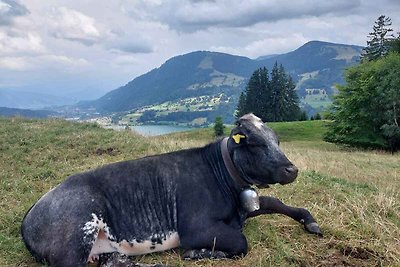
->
[80, 40, 363, 122]
[0, 89, 76, 110]
[0, 107, 58, 118]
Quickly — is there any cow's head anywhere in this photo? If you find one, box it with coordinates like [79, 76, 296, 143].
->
[229, 113, 298, 187]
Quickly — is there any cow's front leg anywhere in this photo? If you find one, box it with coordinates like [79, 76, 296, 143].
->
[247, 196, 323, 236]
[179, 221, 248, 260]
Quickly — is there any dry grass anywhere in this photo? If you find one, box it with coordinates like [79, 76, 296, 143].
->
[0, 118, 399, 266]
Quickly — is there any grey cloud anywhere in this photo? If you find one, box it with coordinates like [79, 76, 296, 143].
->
[111, 43, 153, 54]
[0, 0, 29, 25]
[52, 34, 97, 46]
[130, 0, 362, 32]
[107, 39, 153, 54]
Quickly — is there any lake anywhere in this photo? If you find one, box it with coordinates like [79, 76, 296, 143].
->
[104, 124, 194, 136]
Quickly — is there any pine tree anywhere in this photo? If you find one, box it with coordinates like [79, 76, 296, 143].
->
[282, 70, 300, 121]
[236, 64, 300, 122]
[214, 116, 225, 137]
[258, 67, 270, 120]
[388, 32, 400, 53]
[235, 92, 247, 118]
[299, 110, 308, 121]
[270, 62, 280, 121]
[361, 15, 395, 61]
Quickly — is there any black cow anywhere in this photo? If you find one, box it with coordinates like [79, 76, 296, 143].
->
[21, 113, 322, 267]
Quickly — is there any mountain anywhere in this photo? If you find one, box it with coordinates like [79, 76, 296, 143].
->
[0, 107, 58, 118]
[257, 41, 363, 96]
[81, 41, 363, 123]
[0, 89, 76, 109]
[83, 51, 256, 112]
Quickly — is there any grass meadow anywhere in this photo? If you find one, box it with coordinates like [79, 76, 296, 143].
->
[0, 117, 399, 266]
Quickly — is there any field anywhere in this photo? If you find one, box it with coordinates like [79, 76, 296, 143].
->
[301, 94, 332, 111]
[0, 118, 399, 266]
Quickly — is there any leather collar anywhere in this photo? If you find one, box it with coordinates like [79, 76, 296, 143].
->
[220, 137, 249, 190]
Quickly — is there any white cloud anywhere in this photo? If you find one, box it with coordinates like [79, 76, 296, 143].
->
[49, 7, 101, 45]
[39, 55, 89, 67]
[0, 54, 89, 71]
[243, 33, 309, 57]
[0, 29, 46, 55]
[0, 56, 30, 70]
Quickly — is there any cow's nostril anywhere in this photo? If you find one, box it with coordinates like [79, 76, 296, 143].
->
[285, 166, 298, 175]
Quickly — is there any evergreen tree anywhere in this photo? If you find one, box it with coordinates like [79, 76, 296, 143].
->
[258, 67, 270, 120]
[270, 62, 280, 121]
[214, 116, 225, 137]
[235, 92, 247, 118]
[236, 64, 300, 122]
[314, 113, 322, 120]
[361, 15, 395, 61]
[299, 110, 308, 121]
[388, 32, 400, 53]
[282, 74, 300, 121]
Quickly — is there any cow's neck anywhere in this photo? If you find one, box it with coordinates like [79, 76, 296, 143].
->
[220, 137, 250, 190]
[202, 140, 247, 206]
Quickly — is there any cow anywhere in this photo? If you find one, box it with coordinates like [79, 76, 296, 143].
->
[21, 113, 322, 267]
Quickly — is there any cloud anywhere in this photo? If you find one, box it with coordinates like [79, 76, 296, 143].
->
[40, 55, 89, 67]
[0, 29, 46, 55]
[107, 37, 154, 54]
[49, 7, 101, 45]
[123, 0, 361, 32]
[0, 56, 29, 70]
[0, 0, 29, 25]
[110, 43, 153, 54]
[0, 54, 89, 71]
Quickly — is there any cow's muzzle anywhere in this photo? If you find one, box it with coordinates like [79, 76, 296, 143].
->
[279, 165, 298, 184]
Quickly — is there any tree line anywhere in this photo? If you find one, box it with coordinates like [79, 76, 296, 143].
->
[236, 62, 301, 122]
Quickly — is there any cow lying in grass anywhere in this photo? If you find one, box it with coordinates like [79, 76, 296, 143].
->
[21, 113, 322, 267]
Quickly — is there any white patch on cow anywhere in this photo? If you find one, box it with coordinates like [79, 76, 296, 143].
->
[84, 214, 180, 262]
[116, 232, 180, 256]
[83, 213, 114, 241]
[242, 113, 264, 129]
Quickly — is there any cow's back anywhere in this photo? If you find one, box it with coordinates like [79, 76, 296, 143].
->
[21, 152, 184, 265]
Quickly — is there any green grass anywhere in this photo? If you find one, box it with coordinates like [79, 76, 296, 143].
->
[172, 120, 329, 143]
[268, 120, 329, 142]
[301, 94, 332, 109]
[0, 117, 399, 267]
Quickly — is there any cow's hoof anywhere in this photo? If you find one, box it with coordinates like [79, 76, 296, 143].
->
[183, 249, 227, 260]
[305, 222, 323, 237]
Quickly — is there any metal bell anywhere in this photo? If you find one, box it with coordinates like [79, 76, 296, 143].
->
[240, 188, 260, 212]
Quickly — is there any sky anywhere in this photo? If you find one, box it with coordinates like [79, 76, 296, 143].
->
[1, 0, 400, 100]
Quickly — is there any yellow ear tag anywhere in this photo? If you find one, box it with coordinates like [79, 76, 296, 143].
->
[232, 134, 246, 144]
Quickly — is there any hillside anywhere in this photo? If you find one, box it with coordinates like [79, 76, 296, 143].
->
[80, 41, 362, 123]
[0, 107, 58, 118]
[0, 118, 399, 266]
